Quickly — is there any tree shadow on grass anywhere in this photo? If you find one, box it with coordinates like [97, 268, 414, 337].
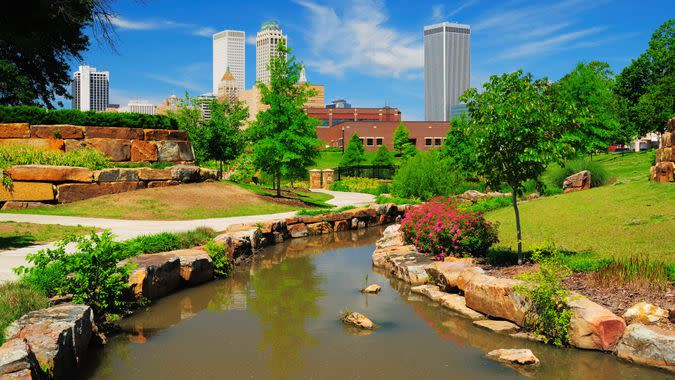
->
[0, 235, 37, 250]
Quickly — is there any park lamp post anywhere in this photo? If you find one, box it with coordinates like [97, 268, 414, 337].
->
[342, 127, 345, 153]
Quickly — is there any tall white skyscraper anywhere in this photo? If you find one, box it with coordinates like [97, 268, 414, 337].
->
[212, 30, 245, 94]
[256, 21, 287, 85]
[424, 22, 470, 121]
[71, 65, 109, 111]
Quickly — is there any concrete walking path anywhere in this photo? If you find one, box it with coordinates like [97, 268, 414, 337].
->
[0, 190, 375, 282]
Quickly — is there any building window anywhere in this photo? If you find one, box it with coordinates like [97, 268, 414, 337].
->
[360, 138, 365, 145]
[376, 137, 383, 146]
[435, 138, 442, 146]
[366, 138, 374, 146]
[425, 138, 432, 146]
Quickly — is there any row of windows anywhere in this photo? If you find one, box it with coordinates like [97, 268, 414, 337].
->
[424, 137, 445, 146]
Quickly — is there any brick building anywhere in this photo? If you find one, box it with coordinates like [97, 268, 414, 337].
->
[317, 121, 451, 151]
[306, 106, 401, 127]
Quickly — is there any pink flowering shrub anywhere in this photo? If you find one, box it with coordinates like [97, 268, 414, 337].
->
[400, 197, 498, 259]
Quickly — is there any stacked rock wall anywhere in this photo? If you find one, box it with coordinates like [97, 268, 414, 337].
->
[650, 117, 675, 182]
[0, 164, 218, 207]
[0, 123, 195, 163]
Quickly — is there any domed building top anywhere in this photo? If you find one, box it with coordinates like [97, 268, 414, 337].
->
[260, 20, 280, 31]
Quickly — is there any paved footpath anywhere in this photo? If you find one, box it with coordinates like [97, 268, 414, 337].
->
[0, 190, 374, 282]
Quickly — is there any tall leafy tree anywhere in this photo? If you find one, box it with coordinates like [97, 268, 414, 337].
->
[553, 61, 623, 155]
[615, 20, 674, 135]
[248, 40, 321, 197]
[461, 71, 568, 263]
[0, 1, 116, 108]
[392, 122, 411, 156]
[340, 133, 366, 167]
[443, 116, 477, 178]
[371, 145, 394, 166]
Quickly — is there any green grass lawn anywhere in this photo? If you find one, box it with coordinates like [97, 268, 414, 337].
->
[0, 221, 97, 250]
[2, 182, 334, 220]
[314, 150, 402, 169]
[486, 151, 674, 263]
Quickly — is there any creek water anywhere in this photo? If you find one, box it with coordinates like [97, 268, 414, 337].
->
[81, 227, 670, 379]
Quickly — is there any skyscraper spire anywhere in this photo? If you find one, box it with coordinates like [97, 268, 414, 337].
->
[298, 65, 307, 84]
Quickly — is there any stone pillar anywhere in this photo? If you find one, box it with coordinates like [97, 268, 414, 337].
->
[322, 169, 334, 190]
[309, 169, 322, 189]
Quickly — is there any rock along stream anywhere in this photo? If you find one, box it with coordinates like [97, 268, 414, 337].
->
[80, 228, 670, 379]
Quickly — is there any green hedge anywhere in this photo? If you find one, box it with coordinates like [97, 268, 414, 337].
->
[0, 105, 179, 130]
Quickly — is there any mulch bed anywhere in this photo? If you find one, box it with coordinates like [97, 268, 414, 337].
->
[480, 262, 674, 329]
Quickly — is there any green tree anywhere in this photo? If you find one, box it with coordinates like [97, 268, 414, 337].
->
[371, 145, 394, 166]
[248, 40, 321, 197]
[615, 20, 674, 135]
[0, 1, 115, 108]
[340, 133, 366, 167]
[461, 71, 568, 263]
[392, 122, 411, 156]
[443, 116, 477, 178]
[554, 61, 623, 155]
[200, 98, 248, 177]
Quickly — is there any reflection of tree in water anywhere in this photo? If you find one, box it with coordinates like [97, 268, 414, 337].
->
[247, 256, 324, 379]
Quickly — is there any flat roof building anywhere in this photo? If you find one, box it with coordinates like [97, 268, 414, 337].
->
[424, 22, 470, 121]
[317, 121, 450, 152]
[71, 65, 109, 112]
[212, 30, 245, 93]
[305, 106, 401, 127]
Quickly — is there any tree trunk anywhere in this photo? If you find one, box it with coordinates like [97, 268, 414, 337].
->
[219, 161, 224, 180]
[276, 173, 281, 198]
[511, 189, 523, 264]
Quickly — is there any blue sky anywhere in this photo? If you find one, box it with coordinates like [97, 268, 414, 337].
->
[75, 0, 674, 120]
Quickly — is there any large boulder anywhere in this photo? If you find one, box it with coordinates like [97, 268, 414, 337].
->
[4, 304, 96, 379]
[7, 165, 93, 183]
[85, 138, 131, 162]
[170, 165, 200, 182]
[439, 293, 484, 320]
[0, 138, 64, 152]
[170, 249, 214, 286]
[287, 223, 309, 238]
[473, 319, 520, 333]
[562, 170, 591, 193]
[95, 168, 139, 182]
[156, 141, 194, 162]
[616, 323, 674, 372]
[56, 182, 145, 203]
[121, 253, 181, 300]
[306, 222, 333, 236]
[462, 274, 529, 326]
[0, 338, 42, 379]
[84, 126, 144, 140]
[487, 349, 539, 366]
[0, 123, 31, 138]
[0, 182, 55, 202]
[371, 244, 416, 268]
[137, 168, 172, 181]
[214, 226, 262, 260]
[376, 224, 404, 249]
[622, 302, 669, 324]
[425, 260, 484, 291]
[410, 284, 447, 303]
[459, 189, 487, 202]
[30, 125, 84, 139]
[143, 129, 189, 141]
[389, 253, 434, 285]
[567, 293, 626, 351]
[341, 312, 374, 330]
[130, 140, 158, 162]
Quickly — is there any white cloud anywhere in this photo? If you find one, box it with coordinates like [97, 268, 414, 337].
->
[246, 35, 257, 45]
[431, 1, 478, 22]
[111, 16, 214, 38]
[294, 0, 422, 78]
[500, 27, 606, 59]
[146, 62, 210, 94]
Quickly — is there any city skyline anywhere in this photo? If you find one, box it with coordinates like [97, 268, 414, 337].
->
[212, 29, 246, 93]
[70, 0, 673, 120]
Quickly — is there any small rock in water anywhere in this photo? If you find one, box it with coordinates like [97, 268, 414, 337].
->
[473, 320, 520, 333]
[622, 302, 668, 324]
[341, 311, 374, 330]
[487, 349, 540, 366]
[362, 284, 381, 293]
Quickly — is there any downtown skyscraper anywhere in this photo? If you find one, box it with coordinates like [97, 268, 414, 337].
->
[424, 22, 471, 121]
[212, 30, 245, 94]
[256, 21, 287, 85]
[71, 65, 109, 112]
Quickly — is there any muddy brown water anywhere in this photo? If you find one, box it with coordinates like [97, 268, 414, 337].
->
[81, 228, 671, 379]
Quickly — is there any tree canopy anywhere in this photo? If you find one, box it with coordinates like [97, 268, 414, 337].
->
[393, 122, 411, 156]
[340, 133, 366, 167]
[371, 145, 394, 166]
[460, 71, 568, 262]
[0, 1, 115, 108]
[247, 40, 320, 196]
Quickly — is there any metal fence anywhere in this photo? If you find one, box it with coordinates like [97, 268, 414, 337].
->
[334, 165, 398, 180]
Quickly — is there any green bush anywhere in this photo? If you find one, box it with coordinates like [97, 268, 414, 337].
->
[0, 282, 49, 345]
[548, 159, 610, 188]
[462, 196, 512, 213]
[0, 145, 111, 170]
[16, 231, 133, 319]
[120, 228, 216, 258]
[329, 176, 389, 195]
[515, 245, 572, 346]
[205, 240, 233, 277]
[391, 151, 461, 201]
[375, 194, 420, 205]
[297, 205, 356, 216]
[229, 153, 257, 183]
[0, 105, 178, 129]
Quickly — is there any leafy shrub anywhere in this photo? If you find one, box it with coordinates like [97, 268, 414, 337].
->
[391, 151, 461, 201]
[0, 282, 49, 345]
[16, 231, 133, 319]
[297, 205, 355, 216]
[0, 105, 178, 129]
[229, 153, 257, 183]
[341, 133, 366, 166]
[462, 196, 512, 213]
[400, 197, 498, 259]
[515, 245, 572, 346]
[375, 194, 420, 205]
[548, 159, 610, 188]
[205, 240, 233, 277]
[371, 145, 394, 165]
[0, 145, 111, 170]
[329, 176, 389, 195]
[120, 228, 216, 258]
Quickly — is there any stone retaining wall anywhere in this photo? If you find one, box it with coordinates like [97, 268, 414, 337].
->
[373, 224, 674, 372]
[0, 123, 195, 163]
[0, 164, 218, 206]
[650, 117, 675, 182]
